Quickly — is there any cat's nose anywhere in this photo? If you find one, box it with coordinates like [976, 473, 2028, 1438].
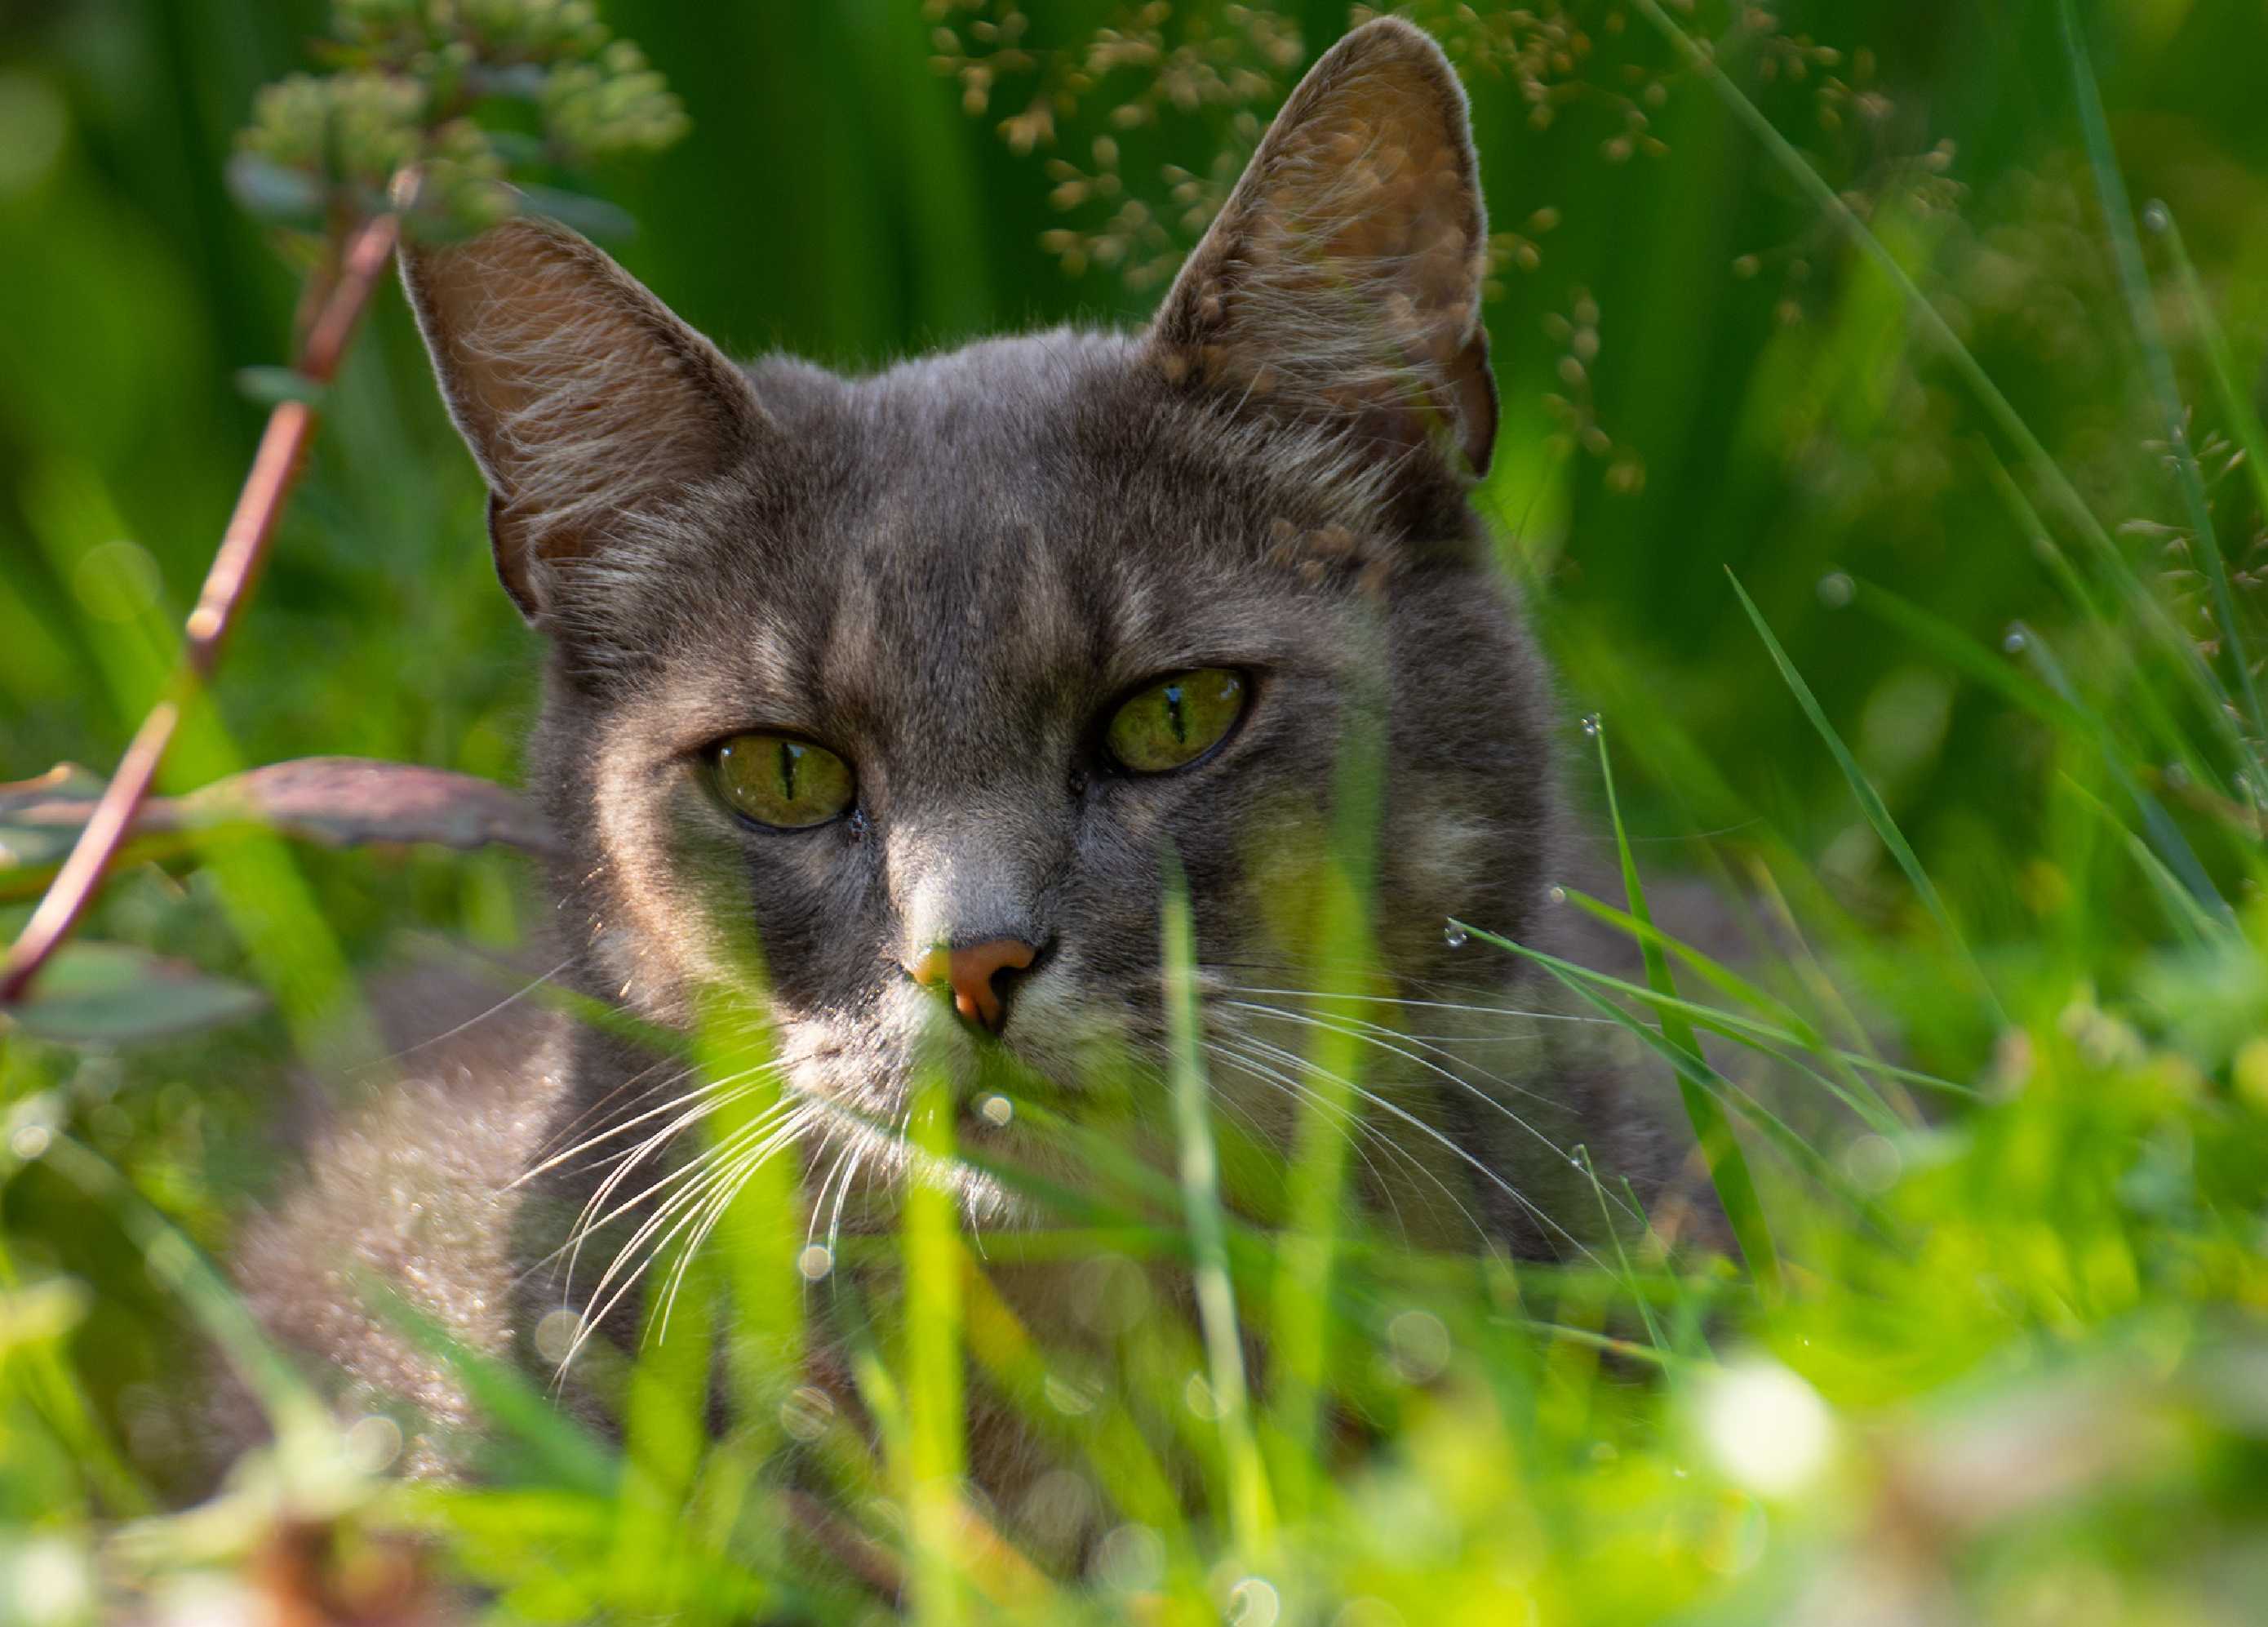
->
[908, 937, 1041, 1033]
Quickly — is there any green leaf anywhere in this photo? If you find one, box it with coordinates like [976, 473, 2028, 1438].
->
[2, 942, 264, 1044]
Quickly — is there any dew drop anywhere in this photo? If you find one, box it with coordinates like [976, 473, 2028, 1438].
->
[1442, 922, 1469, 949]
[797, 1244, 834, 1282]
[2142, 199, 2172, 234]
[1547, 885, 1567, 905]
[1816, 571, 1854, 608]
[978, 1093, 1014, 1127]
[2002, 625, 2028, 654]
[1581, 712, 1603, 738]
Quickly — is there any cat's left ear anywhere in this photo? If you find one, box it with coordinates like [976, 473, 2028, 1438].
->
[1145, 17, 1497, 476]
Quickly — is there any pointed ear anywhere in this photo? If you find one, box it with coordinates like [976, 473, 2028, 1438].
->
[1146, 18, 1498, 476]
[400, 216, 773, 621]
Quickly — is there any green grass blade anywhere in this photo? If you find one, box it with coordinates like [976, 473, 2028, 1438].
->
[902, 1062, 966, 1626]
[1538, 961, 1891, 1236]
[1556, 887, 1904, 1136]
[1977, 448, 2232, 789]
[1728, 570, 2007, 1025]
[2012, 621, 2229, 918]
[2156, 206, 2268, 536]
[363, 1278, 619, 1500]
[1452, 922, 1976, 1102]
[1574, 1145, 1672, 1359]
[2057, 771, 2228, 947]
[1161, 854, 1272, 1554]
[1850, 573, 2229, 919]
[1588, 722, 1779, 1297]
[2058, 0, 2264, 746]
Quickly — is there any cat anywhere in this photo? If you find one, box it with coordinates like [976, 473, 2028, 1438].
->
[231, 16, 1685, 1487]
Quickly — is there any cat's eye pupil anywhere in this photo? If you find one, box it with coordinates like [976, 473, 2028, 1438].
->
[1104, 667, 1246, 775]
[712, 732, 854, 830]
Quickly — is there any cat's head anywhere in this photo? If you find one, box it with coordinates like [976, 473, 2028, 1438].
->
[402, 20, 1561, 1207]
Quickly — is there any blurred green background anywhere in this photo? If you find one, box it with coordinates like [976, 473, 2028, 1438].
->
[3, 1, 2268, 1618]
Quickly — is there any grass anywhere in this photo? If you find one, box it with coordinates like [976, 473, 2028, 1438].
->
[5, 1, 2268, 1621]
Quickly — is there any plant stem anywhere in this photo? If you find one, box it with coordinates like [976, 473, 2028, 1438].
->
[0, 204, 403, 1004]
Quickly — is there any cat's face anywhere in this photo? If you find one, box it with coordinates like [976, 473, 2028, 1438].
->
[404, 20, 1560, 1210]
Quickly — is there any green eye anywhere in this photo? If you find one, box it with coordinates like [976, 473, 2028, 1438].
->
[1105, 668, 1248, 774]
[713, 733, 856, 829]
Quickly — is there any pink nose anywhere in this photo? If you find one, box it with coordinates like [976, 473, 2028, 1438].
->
[909, 938, 1039, 1032]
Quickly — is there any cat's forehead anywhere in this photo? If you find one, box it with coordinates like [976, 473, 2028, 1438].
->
[768, 335, 1332, 642]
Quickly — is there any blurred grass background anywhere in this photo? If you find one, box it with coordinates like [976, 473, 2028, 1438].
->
[3, 1, 2268, 1620]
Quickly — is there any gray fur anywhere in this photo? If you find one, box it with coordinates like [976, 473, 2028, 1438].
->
[232, 20, 1682, 1480]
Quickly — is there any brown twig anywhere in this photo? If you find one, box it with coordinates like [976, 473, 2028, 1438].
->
[1, 204, 406, 1005]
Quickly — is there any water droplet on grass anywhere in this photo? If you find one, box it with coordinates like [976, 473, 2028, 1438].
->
[2003, 625, 2028, 654]
[1442, 922, 1469, 949]
[1816, 571, 1853, 607]
[1581, 712, 1602, 737]
[797, 1244, 834, 1281]
[2142, 199, 2172, 233]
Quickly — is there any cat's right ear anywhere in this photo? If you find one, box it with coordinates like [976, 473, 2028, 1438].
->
[400, 216, 774, 622]
[1144, 18, 1497, 477]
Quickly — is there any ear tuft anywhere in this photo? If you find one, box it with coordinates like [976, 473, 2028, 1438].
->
[1147, 18, 1498, 476]
[400, 216, 771, 620]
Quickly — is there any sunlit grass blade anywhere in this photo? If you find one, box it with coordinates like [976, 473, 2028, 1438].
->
[614, 1236, 719, 1614]
[901, 1060, 965, 1625]
[360, 1275, 618, 1500]
[2058, 0, 2264, 746]
[1729, 570, 2007, 1025]
[1533, 959, 1891, 1235]
[1587, 721, 1778, 1298]
[0, 1226, 149, 1515]
[1450, 923, 1973, 1103]
[1161, 853, 1273, 1556]
[958, 1266, 1187, 1535]
[1573, 1145, 1672, 1358]
[1556, 887, 1903, 1135]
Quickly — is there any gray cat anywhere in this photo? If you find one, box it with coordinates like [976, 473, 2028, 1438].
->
[233, 18, 1680, 1485]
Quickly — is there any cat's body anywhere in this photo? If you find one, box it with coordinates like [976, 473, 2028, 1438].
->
[233, 19, 1690, 1487]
